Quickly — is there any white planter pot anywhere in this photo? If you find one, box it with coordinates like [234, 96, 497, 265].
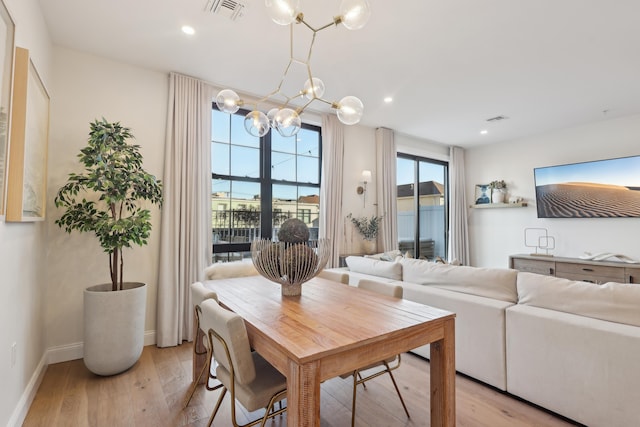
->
[491, 190, 505, 203]
[83, 282, 146, 376]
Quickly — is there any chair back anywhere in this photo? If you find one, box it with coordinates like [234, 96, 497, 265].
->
[357, 279, 403, 298]
[199, 299, 257, 385]
[190, 282, 218, 308]
[318, 269, 349, 284]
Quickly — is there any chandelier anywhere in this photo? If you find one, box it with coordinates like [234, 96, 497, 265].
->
[215, 0, 371, 137]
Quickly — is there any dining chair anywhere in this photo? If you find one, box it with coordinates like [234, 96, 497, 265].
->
[200, 298, 288, 427]
[183, 282, 222, 408]
[342, 279, 410, 426]
[318, 269, 349, 284]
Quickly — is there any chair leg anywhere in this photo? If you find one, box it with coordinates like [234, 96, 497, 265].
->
[207, 387, 227, 427]
[384, 361, 410, 419]
[183, 353, 210, 408]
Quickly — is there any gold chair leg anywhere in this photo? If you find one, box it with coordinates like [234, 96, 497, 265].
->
[183, 354, 210, 408]
[208, 387, 227, 427]
[384, 361, 410, 419]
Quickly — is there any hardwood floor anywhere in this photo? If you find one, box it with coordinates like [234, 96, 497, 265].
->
[23, 343, 580, 427]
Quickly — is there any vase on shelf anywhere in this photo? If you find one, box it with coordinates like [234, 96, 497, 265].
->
[491, 189, 505, 203]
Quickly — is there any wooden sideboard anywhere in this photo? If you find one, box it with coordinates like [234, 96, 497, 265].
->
[509, 254, 640, 284]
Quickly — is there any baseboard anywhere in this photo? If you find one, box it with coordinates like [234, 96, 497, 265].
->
[7, 330, 157, 427]
[6, 353, 47, 427]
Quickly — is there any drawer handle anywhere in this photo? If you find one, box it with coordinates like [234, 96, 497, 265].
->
[582, 268, 594, 272]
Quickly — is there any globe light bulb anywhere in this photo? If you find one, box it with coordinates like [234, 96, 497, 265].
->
[265, 0, 300, 25]
[274, 108, 301, 137]
[336, 96, 364, 125]
[339, 0, 371, 30]
[244, 110, 270, 137]
[215, 89, 241, 114]
[267, 108, 279, 128]
[303, 77, 325, 100]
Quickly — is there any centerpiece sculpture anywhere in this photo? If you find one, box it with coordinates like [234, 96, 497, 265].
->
[251, 218, 330, 296]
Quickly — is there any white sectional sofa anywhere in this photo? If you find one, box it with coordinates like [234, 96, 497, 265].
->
[327, 255, 640, 427]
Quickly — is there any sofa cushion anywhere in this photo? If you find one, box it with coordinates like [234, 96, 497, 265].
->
[345, 256, 402, 281]
[400, 257, 518, 303]
[517, 272, 640, 327]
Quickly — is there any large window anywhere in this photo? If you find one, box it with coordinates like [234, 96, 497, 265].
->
[397, 154, 448, 260]
[211, 107, 321, 261]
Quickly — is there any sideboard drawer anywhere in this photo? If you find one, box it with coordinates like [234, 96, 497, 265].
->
[555, 262, 625, 282]
[511, 258, 555, 276]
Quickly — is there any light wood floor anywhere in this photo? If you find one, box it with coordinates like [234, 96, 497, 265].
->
[23, 343, 580, 427]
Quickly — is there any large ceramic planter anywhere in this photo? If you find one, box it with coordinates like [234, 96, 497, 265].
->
[83, 282, 146, 376]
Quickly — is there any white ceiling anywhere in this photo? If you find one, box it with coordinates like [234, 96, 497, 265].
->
[38, 0, 640, 147]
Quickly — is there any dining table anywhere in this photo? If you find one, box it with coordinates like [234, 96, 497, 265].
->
[198, 275, 456, 427]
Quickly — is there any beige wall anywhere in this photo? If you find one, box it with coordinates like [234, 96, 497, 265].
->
[0, 0, 53, 425]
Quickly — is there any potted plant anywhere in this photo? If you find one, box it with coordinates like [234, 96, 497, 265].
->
[489, 180, 507, 203]
[347, 213, 382, 254]
[55, 118, 163, 375]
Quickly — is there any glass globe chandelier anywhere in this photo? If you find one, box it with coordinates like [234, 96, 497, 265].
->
[216, 0, 371, 137]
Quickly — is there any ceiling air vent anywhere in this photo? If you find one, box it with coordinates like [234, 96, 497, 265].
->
[205, 0, 246, 21]
[486, 115, 509, 122]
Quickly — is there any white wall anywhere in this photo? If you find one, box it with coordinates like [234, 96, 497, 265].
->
[466, 114, 640, 268]
[44, 47, 168, 358]
[0, 0, 52, 425]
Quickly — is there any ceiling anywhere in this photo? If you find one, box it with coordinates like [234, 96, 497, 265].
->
[38, 0, 640, 147]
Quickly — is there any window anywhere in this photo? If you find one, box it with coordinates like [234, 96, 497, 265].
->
[211, 107, 321, 261]
[397, 154, 448, 260]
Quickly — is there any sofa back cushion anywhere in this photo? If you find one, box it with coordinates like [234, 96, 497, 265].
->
[517, 272, 640, 327]
[400, 257, 518, 303]
[345, 256, 402, 281]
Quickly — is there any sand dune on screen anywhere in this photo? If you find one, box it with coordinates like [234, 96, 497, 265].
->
[536, 183, 640, 217]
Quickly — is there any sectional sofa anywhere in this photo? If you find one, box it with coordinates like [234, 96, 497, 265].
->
[326, 255, 640, 427]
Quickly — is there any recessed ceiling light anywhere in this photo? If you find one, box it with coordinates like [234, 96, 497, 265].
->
[480, 130, 488, 135]
[384, 97, 393, 103]
[181, 25, 195, 35]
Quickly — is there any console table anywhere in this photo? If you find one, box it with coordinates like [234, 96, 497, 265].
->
[509, 254, 640, 284]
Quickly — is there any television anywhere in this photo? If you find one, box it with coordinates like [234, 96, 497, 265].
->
[533, 155, 640, 218]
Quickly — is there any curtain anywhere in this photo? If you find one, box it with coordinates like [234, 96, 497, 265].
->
[375, 127, 398, 252]
[156, 73, 214, 347]
[319, 115, 345, 268]
[448, 146, 470, 265]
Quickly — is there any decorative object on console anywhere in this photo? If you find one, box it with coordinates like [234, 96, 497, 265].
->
[356, 169, 372, 207]
[215, 0, 370, 137]
[489, 180, 507, 203]
[251, 218, 330, 296]
[534, 154, 640, 218]
[578, 252, 639, 264]
[524, 227, 555, 257]
[347, 213, 381, 254]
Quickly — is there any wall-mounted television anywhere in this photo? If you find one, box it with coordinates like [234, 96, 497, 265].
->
[533, 155, 640, 218]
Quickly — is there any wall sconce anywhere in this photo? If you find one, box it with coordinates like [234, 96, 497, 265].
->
[357, 170, 372, 206]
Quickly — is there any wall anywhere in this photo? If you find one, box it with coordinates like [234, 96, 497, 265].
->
[466, 114, 640, 268]
[0, 0, 52, 425]
[44, 47, 168, 361]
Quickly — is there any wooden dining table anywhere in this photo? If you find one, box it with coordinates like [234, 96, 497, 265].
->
[198, 275, 456, 427]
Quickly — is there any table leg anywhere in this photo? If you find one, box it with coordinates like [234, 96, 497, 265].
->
[286, 359, 321, 427]
[430, 317, 456, 427]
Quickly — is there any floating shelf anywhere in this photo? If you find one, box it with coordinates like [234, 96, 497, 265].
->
[470, 202, 528, 209]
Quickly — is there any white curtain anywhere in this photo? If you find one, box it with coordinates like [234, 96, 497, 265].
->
[319, 115, 345, 268]
[156, 73, 214, 347]
[448, 146, 470, 265]
[375, 127, 398, 252]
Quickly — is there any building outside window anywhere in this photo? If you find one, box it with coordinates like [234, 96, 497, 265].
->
[211, 107, 321, 261]
[397, 154, 448, 260]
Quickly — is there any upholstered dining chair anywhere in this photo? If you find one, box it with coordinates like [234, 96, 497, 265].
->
[318, 269, 349, 284]
[200, 298, 288, 427]
[183, 282, 222, 408]
[342, 279, 410, 426]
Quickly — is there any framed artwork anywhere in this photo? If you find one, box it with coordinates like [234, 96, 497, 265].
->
[474, 184, 490, 205]
[6, 47, 50, 222]
[0, 0, 15, 216]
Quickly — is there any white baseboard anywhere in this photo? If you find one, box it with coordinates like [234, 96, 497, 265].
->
[6, 353, 47, 427]
[7, 330, 157, 427]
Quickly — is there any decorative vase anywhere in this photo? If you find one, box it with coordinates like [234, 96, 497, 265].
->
[83, 282, 146, 375]
[251, 239, 331, 297]
[491, 189, 505, 203]
[363, 239, 376, 255]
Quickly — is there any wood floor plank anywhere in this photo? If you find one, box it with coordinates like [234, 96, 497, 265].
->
[23, 343, 582, 427]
